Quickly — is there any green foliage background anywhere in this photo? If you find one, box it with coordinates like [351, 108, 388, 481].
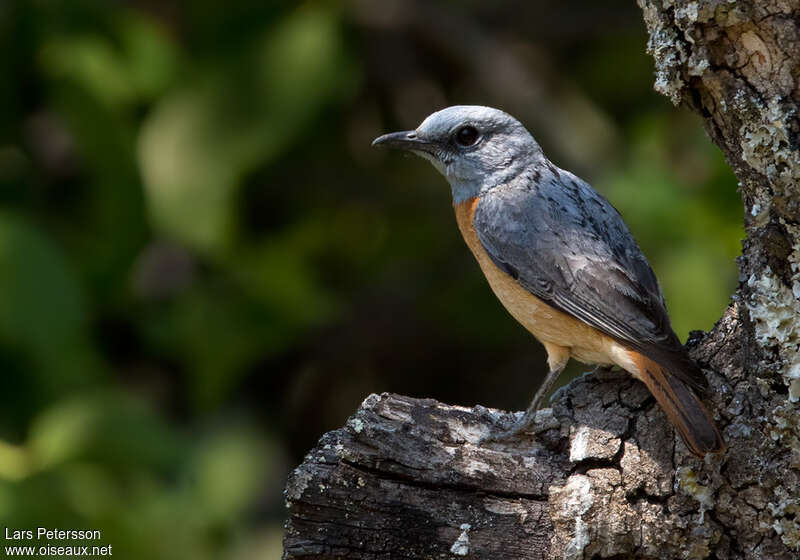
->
[0, 1, 741, 558]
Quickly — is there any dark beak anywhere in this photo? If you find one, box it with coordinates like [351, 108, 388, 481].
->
[372, 130, 432, 152]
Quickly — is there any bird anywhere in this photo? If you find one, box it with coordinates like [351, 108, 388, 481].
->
[372, 105, 725, 457]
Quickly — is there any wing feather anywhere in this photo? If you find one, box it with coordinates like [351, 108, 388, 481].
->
[474, 170, 708, 392]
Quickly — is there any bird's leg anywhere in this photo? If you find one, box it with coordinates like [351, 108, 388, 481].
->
[479, 362, 567, 443]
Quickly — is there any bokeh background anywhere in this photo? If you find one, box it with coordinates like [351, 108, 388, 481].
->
[0, 0, 743, 558]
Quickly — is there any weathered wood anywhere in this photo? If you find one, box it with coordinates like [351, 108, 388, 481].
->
[285, 1, 800, 557]
[283, 358, 733, 559]
[284, 392, 564, 559]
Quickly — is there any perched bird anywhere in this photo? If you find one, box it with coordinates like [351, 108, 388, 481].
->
[373, 106, 724, 456]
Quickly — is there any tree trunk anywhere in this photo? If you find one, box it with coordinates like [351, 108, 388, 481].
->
[283, 2, 800, 558]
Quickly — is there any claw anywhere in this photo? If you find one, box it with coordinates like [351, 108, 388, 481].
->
[477, 409, 537, 445]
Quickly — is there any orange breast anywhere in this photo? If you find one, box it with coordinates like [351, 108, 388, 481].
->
[453, 197, 640, 376]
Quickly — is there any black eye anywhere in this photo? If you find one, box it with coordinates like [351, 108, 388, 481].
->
[454, 126, 479, 147]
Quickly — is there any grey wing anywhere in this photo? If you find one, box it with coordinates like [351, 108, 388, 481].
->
[474, 174, 709, 392]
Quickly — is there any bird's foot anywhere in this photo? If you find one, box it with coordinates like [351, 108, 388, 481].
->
[476, 407, 540, 445]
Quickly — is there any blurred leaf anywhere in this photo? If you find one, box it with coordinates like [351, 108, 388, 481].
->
[60, 462, 122, 517]
[139, 3, 359, 253]
[227, 526, 284, 560]
[38, 11, 179, 110]
[34, 10, 174, 305]
[40, 35, 137, 110]
[0, 213, 100, 400]
[118, 13, 180, 101]
[28, 396, 94, 470]
[187, 428, 269, 521]
[143, 285, 281, 410]
[0, 440, 29, 481]
[29, 391, 185, 473]
[229, 217, 341, 323]
[659, 248, 733, 339]
[0, 213, 85, 349]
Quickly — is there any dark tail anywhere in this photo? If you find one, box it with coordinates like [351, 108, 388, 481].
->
[630, 352, 725, 457]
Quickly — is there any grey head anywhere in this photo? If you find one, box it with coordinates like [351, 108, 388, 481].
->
[372, 106, 544, 204]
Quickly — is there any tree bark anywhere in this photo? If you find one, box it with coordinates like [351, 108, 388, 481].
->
[284, 2, 800, 558]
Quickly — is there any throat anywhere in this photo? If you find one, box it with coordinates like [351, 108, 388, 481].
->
[450, 180, 483, 204]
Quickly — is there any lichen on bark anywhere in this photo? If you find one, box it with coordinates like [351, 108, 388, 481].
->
[638, 0, 800, 554]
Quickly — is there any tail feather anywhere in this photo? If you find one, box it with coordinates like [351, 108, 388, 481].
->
[629, 352, 725, 457]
